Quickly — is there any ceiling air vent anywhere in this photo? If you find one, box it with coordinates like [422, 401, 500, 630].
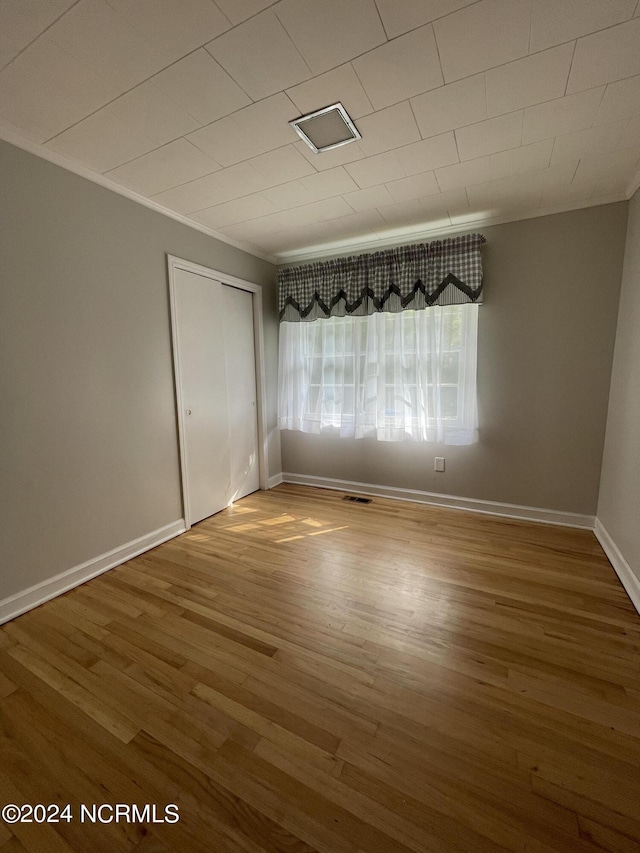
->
[290, 103, 361, 153]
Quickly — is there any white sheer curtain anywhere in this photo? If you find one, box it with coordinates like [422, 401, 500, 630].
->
[278, 304, 478, 444]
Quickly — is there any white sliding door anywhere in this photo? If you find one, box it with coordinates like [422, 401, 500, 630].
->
[170, 264, 261, 526]
[222, 284, 260, 502]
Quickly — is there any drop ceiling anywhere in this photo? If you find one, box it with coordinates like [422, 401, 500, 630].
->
[1, 0, 639, 262]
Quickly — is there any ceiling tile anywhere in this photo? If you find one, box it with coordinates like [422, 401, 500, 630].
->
[594, 75, 640, 126]
[112, 81, 201, 144]
[567, 17, 640, 94]
[465, 175, 535, 211]
[511, 160, 578, 208]
[256, 223, 334, 255]
[530, 0, 636, 52]
[0, 0, 76, 69]
[455, 111, 523, 161]
[220, 215, 286, 242]
[356, 102, 421, 157]
[343, 184, 395, 212]
[261, 165, 359, 210]
[264, 196, 356, 231]
[539, 174, 592, 207]
[550, 121, 627, 164]
[206, 9, 310, 100]
[485, 44, 574, 117]
[376, 198, 424, 226]
[418, 188, 469, 216]
[394, 132, 459, 176]
[286, 63, 373, 120]
[0, 34, 118, 142]
[522, 88, 604, 144]
[377, 189, 468, 227]
[152, 49, 251, 125]
[375, 0, 477, 39]
[104, 0, 231, 61]
[619, 114, 640, 150]
[490, 139, 553, 179]
[467, 189, 544, 219]
[47, 80, 201, 171]
[410, 74, 486, 139]
[248, 145, 315, 185]
[228, 92, 300, 146]
[188, 116, 265, 166]
[213, 0, 276, 25]
[188, 93, 299, 166]
[294, 138, 365, 171]
[352, 25, 443, 111]
[386, 171, 440, 202]
[517, 159, 578, 195]
[345, 151, 406, 188]
[191, 193, 278, 228]
[320, 210, 387, 244]
[435, 156, 492, 190]
[46, 0, 167, 90]
[106, 138, 220, 194]
[153, 161, 270, 213]
[46, 111, 157, 172]
[571, 145, 640, 192]
[275, 0, 386, 75]
[261, 181, 314, 210]
[4, 0, 638, 258]
[298, 167, 359, 198]
[433, 0, 532, 83]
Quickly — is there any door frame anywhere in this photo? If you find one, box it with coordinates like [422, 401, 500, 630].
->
[167, 254, 269, 529]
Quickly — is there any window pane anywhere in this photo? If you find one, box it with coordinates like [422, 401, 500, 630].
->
[440, 386, 458, 419]
[441, 352, 460, 385]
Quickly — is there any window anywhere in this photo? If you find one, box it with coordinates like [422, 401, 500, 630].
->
[277, 234, 484, 444]
[279, 304, 478, 444]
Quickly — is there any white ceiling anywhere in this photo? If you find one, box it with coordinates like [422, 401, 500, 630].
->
[1, 0, 640, 262]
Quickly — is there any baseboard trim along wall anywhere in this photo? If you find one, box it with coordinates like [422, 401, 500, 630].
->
[594, 519, 640, 615]
[281, 472, 596, 529]
[0, 520, 186, 626]
[5, 490, 636, 626]
[268, 473, 284, 489]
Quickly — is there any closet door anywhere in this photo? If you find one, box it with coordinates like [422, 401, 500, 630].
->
[173, 267, 231, 524]
[221, 284, 260, 502]
[171, 266, 260, 526]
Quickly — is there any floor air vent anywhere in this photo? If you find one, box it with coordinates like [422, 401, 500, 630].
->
[342, 495, 372, 504]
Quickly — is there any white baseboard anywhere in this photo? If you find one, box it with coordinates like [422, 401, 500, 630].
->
[268, 473, 284, 489]
[0, 520, 186, 626]
[594, 518, 640, 615]
[281, 472, 595, 529]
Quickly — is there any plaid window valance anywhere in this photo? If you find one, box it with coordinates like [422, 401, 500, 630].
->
[278, 234, 486, 322]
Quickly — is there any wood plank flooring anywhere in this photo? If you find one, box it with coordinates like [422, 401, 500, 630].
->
[1, 483, 640, 852]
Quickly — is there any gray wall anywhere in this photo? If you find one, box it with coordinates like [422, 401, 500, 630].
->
[598, 190, 640, 575]
[280, 203, 629, 515]
[0, 140, 279, 602]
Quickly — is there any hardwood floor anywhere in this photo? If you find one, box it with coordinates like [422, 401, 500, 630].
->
[1, 483, 640, 852]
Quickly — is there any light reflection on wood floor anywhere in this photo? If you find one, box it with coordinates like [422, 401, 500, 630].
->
[1, 483, 639, 852]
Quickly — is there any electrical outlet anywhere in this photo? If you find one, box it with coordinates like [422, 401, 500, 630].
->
[434, 457, 445, 472]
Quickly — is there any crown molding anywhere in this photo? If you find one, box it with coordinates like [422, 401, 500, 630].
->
[274, 192, 629, 263]
[2, 120, 635, 266]
[0, 122, 278, 265]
